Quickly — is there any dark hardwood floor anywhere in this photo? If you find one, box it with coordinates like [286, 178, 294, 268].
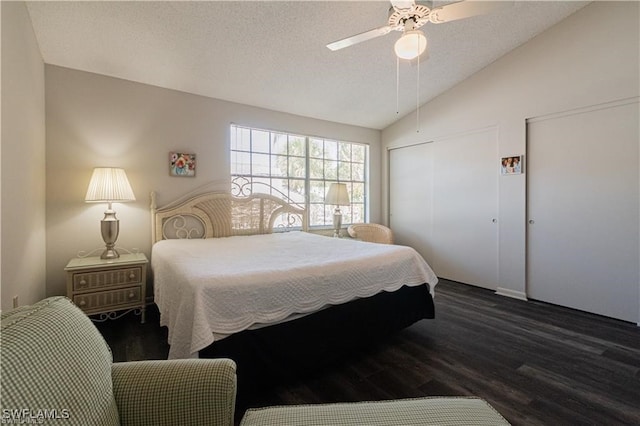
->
[96, 279, 640, 425]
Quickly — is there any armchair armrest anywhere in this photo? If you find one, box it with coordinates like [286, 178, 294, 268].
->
[112, 358, 236, 426]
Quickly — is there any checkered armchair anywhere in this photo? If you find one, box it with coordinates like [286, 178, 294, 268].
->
[1, 297, 237, 426]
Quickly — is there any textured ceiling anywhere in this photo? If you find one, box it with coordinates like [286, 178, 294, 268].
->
[26, 1, 589, 130]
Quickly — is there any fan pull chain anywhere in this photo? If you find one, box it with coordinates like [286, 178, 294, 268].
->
[416, 38, 421, 133]
[396, 56, 400, 115]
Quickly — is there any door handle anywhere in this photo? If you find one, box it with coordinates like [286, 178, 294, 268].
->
[529, 220, 535, 224]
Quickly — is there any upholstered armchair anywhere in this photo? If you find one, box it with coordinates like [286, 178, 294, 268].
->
[347, 223, 394, 244]
[1, 297, 237, 426]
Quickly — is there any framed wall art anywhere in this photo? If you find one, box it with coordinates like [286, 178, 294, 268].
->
[500, 155, 523, 175]
[170, 152, 196, 177]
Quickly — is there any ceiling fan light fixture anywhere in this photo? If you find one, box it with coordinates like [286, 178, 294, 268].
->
[394, 29, 427, 60]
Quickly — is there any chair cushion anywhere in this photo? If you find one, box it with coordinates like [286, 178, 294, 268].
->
[240, 396, 510, 426]
[1, 296, 120, 425]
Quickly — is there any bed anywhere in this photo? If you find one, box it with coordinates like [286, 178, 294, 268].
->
[150, 181, 437, 391]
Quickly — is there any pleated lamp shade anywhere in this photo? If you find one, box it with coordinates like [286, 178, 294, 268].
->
[85, 168, 136, 203]
[326, 183, 350, 206]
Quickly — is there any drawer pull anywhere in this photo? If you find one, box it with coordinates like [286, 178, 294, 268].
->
[79, 279, 87, 286]
[78, 300, 86, 307]
[128, 292, 135, 299]
[129, 272, 136, 280]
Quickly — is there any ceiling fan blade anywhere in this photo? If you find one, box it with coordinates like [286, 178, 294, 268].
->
[429, 1, 513, 24]
[327, 25, 396, 51]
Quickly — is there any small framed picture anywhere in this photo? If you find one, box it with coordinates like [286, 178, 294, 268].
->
[170, 152, 196, 177]
[500, 155, 523, 175]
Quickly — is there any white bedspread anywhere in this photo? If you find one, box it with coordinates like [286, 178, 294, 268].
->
[152, 231, 437, 359]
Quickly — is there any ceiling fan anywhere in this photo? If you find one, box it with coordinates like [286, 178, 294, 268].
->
[327, 0, 513, 60]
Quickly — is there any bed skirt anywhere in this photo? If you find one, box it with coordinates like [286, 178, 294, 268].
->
[199, 283, 435, 398]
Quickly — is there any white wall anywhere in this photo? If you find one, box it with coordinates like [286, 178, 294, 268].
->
[1, 1, 46, 310]
[381, 2, 639, 299]
[45, 66, 381, 297]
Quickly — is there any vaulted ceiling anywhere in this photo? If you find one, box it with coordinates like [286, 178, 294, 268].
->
[26, 1, 589, 129]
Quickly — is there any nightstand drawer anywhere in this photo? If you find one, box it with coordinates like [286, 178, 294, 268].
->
[72, 266, 143, 291]
[73, 286, 142, 312]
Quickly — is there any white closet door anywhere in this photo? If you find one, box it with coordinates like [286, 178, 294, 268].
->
[431, 128, 499, 289]
[389, 143, 434, 263]
[388, 128, 499, 290]
[527, 100, 639, 322]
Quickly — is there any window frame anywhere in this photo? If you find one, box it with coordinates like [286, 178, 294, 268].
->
[230, 124, 369, 229]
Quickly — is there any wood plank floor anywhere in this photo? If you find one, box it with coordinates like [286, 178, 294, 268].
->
[97, 279, 640, 425]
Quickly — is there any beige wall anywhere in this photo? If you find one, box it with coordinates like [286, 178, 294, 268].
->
[1, 1, 46, 310]
[45, 66, 381, 297]
[381, 2, 639, 299]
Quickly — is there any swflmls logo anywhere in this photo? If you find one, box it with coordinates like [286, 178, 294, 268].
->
[1, 409, 70, 424]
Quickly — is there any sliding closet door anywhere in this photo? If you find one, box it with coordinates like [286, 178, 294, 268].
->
[389, 128, 499, 289]
[389, 143, 434, 263]
[527, 100, 639, 322]
[430, 128, 499, 289]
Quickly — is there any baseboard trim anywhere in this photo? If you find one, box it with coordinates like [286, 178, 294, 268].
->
[495, 287, 528, 301]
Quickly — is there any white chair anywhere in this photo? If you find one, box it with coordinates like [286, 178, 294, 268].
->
[347, 223, 394, 244]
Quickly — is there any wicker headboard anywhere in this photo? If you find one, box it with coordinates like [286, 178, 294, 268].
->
[151, 181, 307, 244]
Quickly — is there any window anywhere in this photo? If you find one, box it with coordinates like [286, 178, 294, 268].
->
[230, 124, 368, 227]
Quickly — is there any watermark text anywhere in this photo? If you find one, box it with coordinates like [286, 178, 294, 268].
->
[1, 409, 70, 424]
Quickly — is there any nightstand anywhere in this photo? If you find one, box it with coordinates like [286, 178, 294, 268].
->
[65, 253, 148, 323]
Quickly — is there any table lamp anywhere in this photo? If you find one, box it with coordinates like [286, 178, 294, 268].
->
[85, 167, 136, 259]
[326, 183, 350, 238]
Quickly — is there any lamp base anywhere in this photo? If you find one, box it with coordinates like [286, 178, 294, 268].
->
[100, 247, 120, 260]
[100, 209, 120, 259]
[333, 207, 343, 238]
